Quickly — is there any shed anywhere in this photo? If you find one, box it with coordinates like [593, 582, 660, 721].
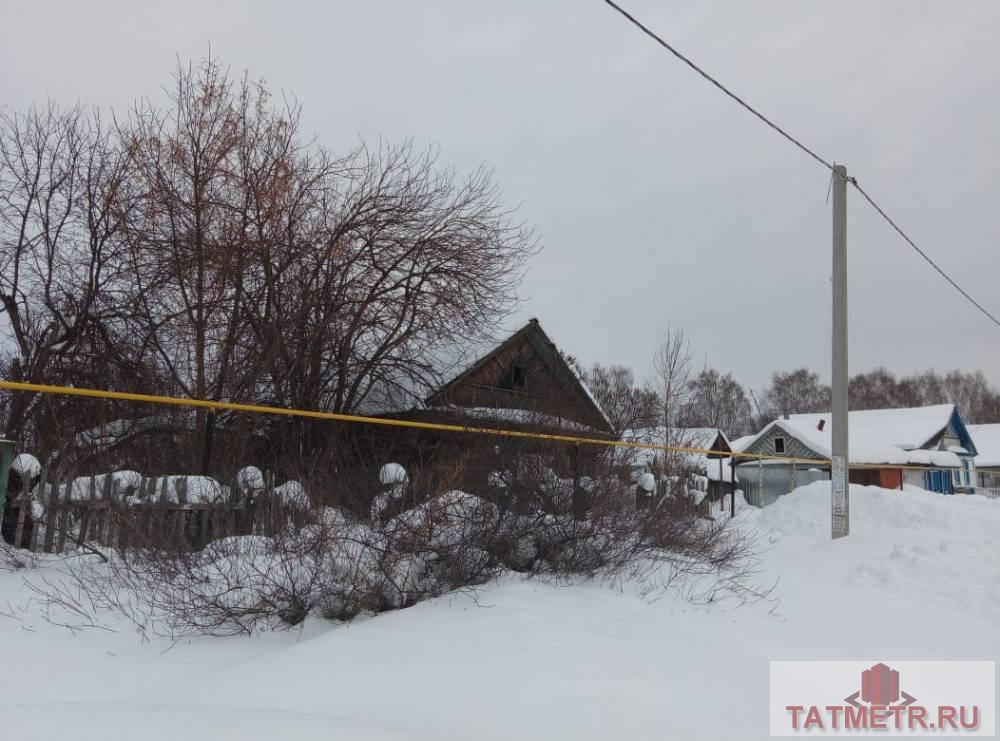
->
[622, 427, 738, 504]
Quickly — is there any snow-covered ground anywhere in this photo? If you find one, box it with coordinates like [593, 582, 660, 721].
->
[0, 482, 997, 740]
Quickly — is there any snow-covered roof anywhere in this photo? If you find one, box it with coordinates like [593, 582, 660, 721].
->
[427, 405, 593, 433]
[622, 427, 729, 450]
[621, 427, 737, 480]
[680, 427, 730, 450]
[742, 405, 968, 467]
[969, 423, 1000, 468]
[730, 435, 755, 452]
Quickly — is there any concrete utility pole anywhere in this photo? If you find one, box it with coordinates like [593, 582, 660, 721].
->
[831, 165, 850, 539]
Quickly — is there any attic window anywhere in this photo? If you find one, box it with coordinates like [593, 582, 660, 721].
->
[508, 362, 527, 390]
[774, 436, 786, 454]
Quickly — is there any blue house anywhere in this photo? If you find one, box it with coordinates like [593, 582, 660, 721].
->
[735, 404, 978, 506]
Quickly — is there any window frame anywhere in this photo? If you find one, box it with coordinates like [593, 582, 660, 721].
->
[510, 362, 527, 390]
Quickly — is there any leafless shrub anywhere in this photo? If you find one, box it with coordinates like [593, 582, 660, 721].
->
[0, 541, 38, 571]
[15, 431, 763, 637]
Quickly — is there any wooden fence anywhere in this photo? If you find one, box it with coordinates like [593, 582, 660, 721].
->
[2, 467, 296, 555]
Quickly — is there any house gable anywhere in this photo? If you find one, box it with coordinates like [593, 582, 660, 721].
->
[425, 319, 613, 434]
[685, 428, 733, 458]
[919, 409, 976, 457]
[740, 422, 822, 462]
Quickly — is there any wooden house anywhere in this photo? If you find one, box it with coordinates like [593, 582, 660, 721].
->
[419, 318, 614, 436]
[339, 319, 615, 508]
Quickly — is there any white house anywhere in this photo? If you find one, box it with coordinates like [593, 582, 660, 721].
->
[968, 423, 1000, 496]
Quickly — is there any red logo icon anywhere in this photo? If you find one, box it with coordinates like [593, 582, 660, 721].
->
[845, 662, 917, 707]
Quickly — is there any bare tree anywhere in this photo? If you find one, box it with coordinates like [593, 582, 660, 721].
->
[256, 139, 538, 457]
[757, 368, 830, 423]
[848, 367, 1000, 423]
[680, 367, 752, 435]
[583, 363, 660, 433]
[0, 103, 135, 445]
[108, 57, 540, 464]
[119, 59, 286, 468]
[649, 324, 693, 472]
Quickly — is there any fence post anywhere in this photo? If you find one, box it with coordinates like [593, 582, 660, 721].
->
[730, 454, 736, 518]
[13, 462, 42, 549]
[28, 465, 45, 553]
[0, 440, 15, 531]
[198, 503, 210, 548]
[44, 470, 61, 553]
[140, 476, 154, 538]
[78, 475, 96, 545]
[56, 477, 71, 553]
[100, 474, 114, 547]
[157, 476, 170, 545]
[757, 455, 763, 508]
[117, 477, 131, 556]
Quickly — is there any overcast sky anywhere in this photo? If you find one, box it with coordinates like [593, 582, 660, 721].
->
[3, 0, 998, 391]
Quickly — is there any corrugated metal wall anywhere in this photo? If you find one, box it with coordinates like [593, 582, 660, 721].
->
[736, 464, 828, 507]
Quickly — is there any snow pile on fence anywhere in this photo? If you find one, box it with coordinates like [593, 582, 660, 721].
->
[370, 462, 408, 520]
[10, 453, 41, 479]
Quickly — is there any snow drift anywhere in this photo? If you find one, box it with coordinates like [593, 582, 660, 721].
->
[1, 479, 997, 740]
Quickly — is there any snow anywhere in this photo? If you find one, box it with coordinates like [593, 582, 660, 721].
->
[236, 466, 265, 491]
[63, 471, 143, 501]
[623, 427, 739, 482]
[748, 405, 966, 466]
[703, 456, 737, 482]
[73, 416, 141, 447]
[10, 452, 40, 478]
[73, 412, 198, 448]
[139, 475, 228, 504]
[274, 480, 309, 509]
[429, 405, 593, 432]
[0, 481, 998, 739]
[387, 490, 499, 549]
[372, 464, 409, 520]
[970, 423, 1000, 468]
[379, 462, 408, 486]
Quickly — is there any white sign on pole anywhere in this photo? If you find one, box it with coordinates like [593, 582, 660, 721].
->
[832, 455, 848, 538]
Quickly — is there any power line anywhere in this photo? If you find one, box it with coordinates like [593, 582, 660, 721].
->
[600, 0, 834, 172]
[600, 0, 1000, 330]
[851, 182, 1000, 328]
